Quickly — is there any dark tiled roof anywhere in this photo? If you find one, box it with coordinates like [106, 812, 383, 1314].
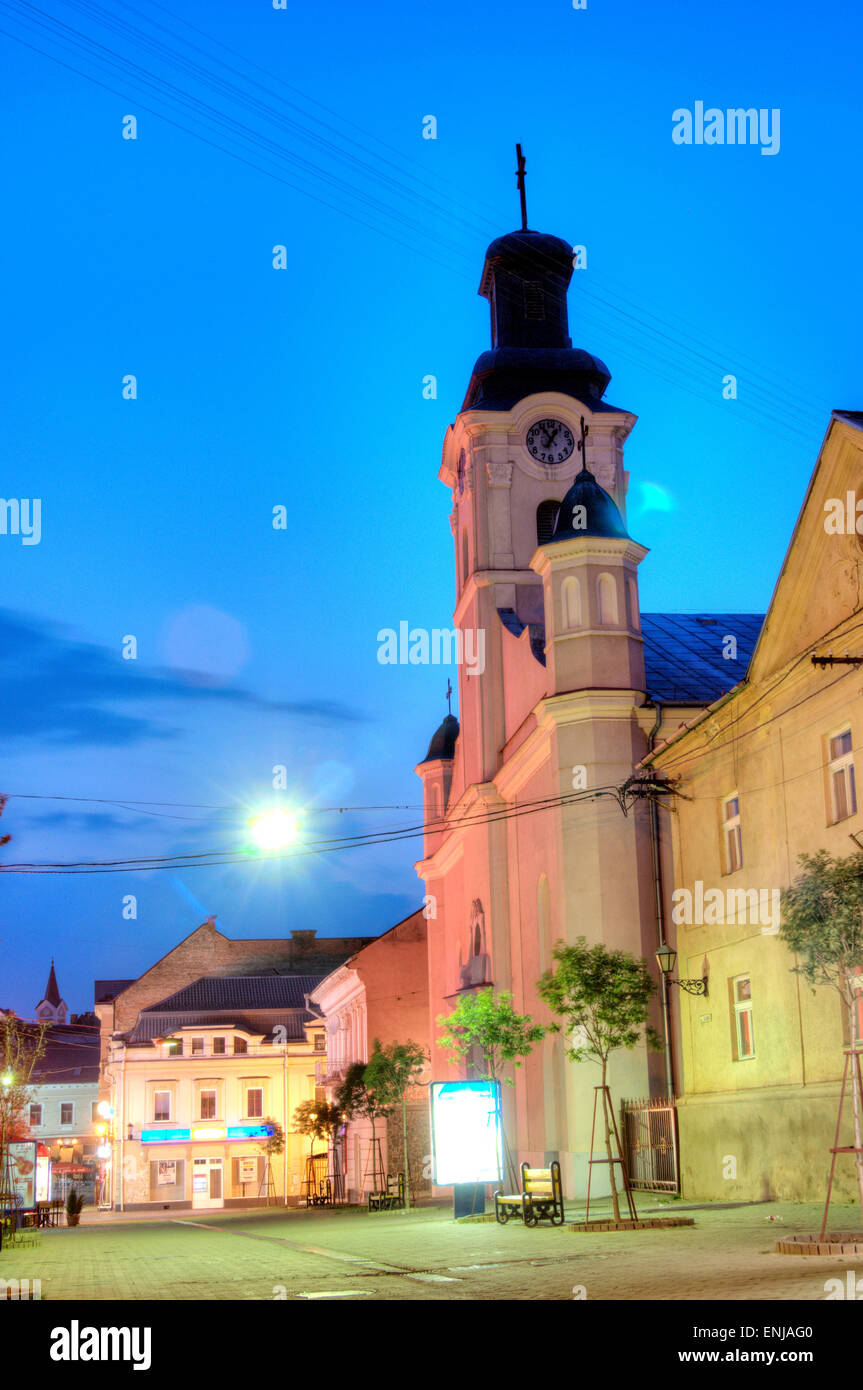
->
[641, 614, 764, 704]
[41, 962, 62, 1007]
[141, 975, 327, 1013]
[95, 979, 136, 1003]
[126, 1010, 315, 1045]
[31, 1024, 100, 1084]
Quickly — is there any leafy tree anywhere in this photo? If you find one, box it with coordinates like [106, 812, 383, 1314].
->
[781, 850, 863, 1217]
[537, 938, 662, 1223]
[0, 1012, 48, 1196]
[436, 989, 546, 1188]
[334, 1062, 393, 1192]
[435, 989, 546, 1086]
[363, 1038, 427, 1209]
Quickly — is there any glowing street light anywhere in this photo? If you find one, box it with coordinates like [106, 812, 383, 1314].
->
[249, 809, 300, 851]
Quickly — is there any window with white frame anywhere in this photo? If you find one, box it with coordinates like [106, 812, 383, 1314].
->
[245, 1087, 263, 1118]
[60, 1102, 74, 1125]
[191, 1037, 205, 1055]
[314, 1033, 326, 1052]
[722, 793, 743, 873]
[91, 1101, 101, 1123]
[200, 1089, 217, 1120]
[153, 1090, 171, 1122]
[29, 1103, 43, 1127]
[829, 729, 857, 823]
[731, 975, 755, 1060]
[212, 1037, 226, 1054]
[233, 1037, 248, 1054]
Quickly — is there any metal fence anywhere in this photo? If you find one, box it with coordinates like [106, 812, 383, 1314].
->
[620, 1096, 679, 1192]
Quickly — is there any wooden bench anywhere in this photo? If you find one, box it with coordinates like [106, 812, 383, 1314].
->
[495, 1161, 565, 1227]
[368, 1173, 405, 1212]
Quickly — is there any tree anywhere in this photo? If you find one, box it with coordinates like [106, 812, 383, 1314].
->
[537, 938, 662, 1223]
[0, 1013, 48, 1195]
[334, 1062, 392, 1192]
[781, 849, 863, 1218]
[363, 1038, 427, 1209]
[436, 989, 546, 1188]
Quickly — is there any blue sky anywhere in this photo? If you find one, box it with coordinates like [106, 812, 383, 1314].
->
[1, 0, 861, 1015]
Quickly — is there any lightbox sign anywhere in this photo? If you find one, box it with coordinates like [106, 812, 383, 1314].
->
[429, 1080, 503, 1186]
[140, 1124, 275, 1144]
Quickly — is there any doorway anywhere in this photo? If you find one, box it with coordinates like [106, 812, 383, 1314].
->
[192, 1156, 224, 1209]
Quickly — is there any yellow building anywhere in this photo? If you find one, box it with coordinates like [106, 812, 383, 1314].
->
[105, 975, 328, 1210]
[647, 411, 863, 1201]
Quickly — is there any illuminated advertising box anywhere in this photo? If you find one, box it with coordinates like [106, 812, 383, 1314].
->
[429, 1080, 503, 1186]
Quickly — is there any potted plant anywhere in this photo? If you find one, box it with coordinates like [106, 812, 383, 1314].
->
[65, 1188, 84, 1227]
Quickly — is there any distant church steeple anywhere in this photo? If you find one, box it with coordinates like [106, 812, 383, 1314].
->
[35, 960, 67, 1023]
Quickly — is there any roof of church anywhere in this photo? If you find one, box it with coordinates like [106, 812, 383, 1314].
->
[41, 961, 62, 1007]
[641, 613, 764, 704]
[424, 713, 459, 761]
[95, 979, 136, 1003]
[550, 466, 629, 541]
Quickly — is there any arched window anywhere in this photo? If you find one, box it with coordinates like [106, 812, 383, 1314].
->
[458, 899, 490, 991]
[536, 500, 560, 546]
[626, 578, 641, 631]
[562, 576, 582, 630]
[461, 531, 469, 588]
[597, 573, 618, 625]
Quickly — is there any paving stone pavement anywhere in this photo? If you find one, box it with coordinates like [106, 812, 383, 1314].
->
[2, 1199, 862, 1301]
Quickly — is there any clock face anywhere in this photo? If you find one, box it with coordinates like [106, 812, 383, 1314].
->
[526, 418, 575, 465]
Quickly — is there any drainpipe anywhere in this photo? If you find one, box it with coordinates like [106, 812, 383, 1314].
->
[118, 1042, 126, 1212]
[647, 700, 675, 1097]
[282, 1040, 288, 1206]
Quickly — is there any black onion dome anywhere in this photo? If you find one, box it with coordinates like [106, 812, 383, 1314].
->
[424, 714, 459, 761]
[550, 467, 629, 542]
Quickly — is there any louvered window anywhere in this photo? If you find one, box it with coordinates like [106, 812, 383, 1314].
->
[524, 282, 545, 319]
[536, 500, 559, 544]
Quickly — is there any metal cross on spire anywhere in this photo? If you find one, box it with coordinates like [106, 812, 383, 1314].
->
[515, 143, 528, 231]
[577, 415, 590, 470]
[446, 678, 453, 716]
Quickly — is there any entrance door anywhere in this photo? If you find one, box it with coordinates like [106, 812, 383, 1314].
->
[192, 1157, 224, 1209]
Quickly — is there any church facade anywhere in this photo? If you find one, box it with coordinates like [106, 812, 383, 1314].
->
[414, 221, 761, 1198]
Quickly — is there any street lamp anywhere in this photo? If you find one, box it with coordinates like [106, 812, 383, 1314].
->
[249, 809, 300, 851]
[655, 944, 709, 997]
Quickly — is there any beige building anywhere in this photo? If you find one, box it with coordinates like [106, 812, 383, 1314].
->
[106, 974, 328, 1209]
[646, 411, 863, 1202]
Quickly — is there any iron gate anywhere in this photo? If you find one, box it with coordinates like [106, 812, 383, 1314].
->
[620, 1096, 679, 1192]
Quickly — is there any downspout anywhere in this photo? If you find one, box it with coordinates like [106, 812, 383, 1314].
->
[282, 1039, 288, 1206]
[119, 1042, 126, 1211]
[647, 700, 675, 1097]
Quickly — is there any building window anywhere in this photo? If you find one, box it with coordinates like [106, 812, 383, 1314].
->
[829, 729, 857, 823]
[191, 1037, 205, 1055]
[722, 793, 742, 873]
[731, 975, 755, 1060]
[60, 1103, 74, 1126]
[523, 281, 545, 320]
[562, 575, 582, 630]
[154, 1091, 171, 1122]
[212, 1037, 226, 1055]
[233, 1037, 248, 1055]
[315, 1086, 327, 1105]
[166, 1039, 181, 1056]
[200, 1090, 217, 1121]
[246, 1088, 263, 1118]
[597, 573, 618, 625]
[29, 1103, 42, 1127]
[536, 500, 560, 546]
[314, 1034, 326, 1052]
[91, 1101, 101, 1123]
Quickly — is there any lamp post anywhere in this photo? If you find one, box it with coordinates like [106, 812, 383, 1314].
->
[655, 945, 709, 997]
[95, 1101, 114, 1210]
